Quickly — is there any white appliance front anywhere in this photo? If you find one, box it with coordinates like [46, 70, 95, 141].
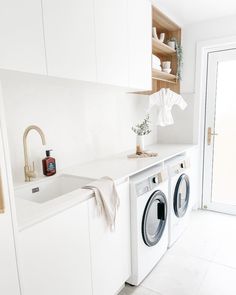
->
[127, 165, 168, 286]
[167, 156, 192, 248]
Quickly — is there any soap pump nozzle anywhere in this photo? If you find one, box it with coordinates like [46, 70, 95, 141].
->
[46, 149, 52, 157]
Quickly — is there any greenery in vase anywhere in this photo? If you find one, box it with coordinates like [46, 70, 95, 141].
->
[132, 114, 151, 136]
[167, 37, 183, 80]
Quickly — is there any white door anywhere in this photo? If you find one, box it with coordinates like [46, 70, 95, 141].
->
[203, 48, 236, 215]
[0, 0, 46, 74]
[0, 85, 21, 294]
[94, 0, 129, 87]
[42, 0, 97, 82]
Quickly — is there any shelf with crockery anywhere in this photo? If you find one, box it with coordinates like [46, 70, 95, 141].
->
[151, 4, 181, 94]
[152, 38, 176, 56]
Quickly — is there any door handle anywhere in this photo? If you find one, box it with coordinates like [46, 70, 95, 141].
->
[0, 175, 5, 214]
[207, 127, 218, 145]
[157, 202, 165, 220]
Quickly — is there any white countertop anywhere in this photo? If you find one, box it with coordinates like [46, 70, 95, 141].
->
[15, 143, 196, 231]
[63, 144, 196, 180]
[15, 187, 93, 231]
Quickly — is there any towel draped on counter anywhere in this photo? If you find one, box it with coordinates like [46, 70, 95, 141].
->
[83, 176, 120, 231]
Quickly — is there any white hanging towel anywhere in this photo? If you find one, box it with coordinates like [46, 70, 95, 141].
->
[147, 88, 187, 126]
[83, 177, 120, 231]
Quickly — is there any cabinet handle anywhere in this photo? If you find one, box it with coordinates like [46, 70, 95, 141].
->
[0, 175, 5, 214]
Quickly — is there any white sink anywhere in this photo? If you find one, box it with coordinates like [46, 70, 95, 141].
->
[14, 174, 93, 204]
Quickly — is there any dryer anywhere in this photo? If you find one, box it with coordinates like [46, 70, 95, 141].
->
[166, 155, 192, 248]
[127, 164, 168, 286]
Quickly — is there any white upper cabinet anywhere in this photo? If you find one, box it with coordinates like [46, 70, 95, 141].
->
[94, 0, 129, 87]
[0, 0, 152, 89]
[42, 0, 97, 82]
[0, 0, 46, 74]
[128, 0, 152, 90]
[88, 179, 131, 295]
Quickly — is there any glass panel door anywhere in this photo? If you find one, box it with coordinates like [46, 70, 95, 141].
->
[203, 49, 236, 214]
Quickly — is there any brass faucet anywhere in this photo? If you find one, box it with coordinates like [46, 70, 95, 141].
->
[23, 125, 46, 182]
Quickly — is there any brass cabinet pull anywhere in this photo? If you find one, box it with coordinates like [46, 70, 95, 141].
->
[207, 127, 218, 145]
[0, 175, 5, 214]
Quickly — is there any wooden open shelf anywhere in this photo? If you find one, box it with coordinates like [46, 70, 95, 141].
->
[152, 69, 177, 84]
[130, 4, 181, 95]
[152, 38, 176, 56]
[151, 4, 181, 94]
[152, 5, 180, 33]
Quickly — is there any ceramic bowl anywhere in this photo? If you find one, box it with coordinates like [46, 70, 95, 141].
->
[162, 61, 171, 69]
[163, 68, 171, 74]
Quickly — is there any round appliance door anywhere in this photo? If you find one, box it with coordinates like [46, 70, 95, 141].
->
[174, 173, 190, 218]
[142, 190, 167, 247]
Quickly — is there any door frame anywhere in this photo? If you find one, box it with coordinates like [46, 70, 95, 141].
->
[194, 36, 236, 209]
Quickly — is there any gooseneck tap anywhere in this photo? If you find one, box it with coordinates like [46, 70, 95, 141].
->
[23, 125, 46, 182]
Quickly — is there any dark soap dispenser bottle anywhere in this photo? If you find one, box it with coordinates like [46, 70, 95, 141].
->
[42, 150, 56, 176]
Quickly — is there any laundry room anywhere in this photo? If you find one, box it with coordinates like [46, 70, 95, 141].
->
[0, 1, 236, 295]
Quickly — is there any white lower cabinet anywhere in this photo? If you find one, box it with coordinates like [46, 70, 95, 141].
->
[88, 179, 131, 295]
[18, 179, 131, 295]
[18, 201, 93, 295]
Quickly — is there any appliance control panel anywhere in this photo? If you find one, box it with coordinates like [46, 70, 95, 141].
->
[172, 158, 190, 175]
[135, 170, 167, 197]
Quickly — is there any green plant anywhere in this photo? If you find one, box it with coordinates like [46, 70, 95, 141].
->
[167, 37, 183, 80]
[132, 114, 151, 136]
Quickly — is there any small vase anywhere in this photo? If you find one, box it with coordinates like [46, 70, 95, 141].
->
[152, 27, 158, 40]
[167, 41, 176, 49]
[159, 33, 165, 43]
[136, 135, 144, 155]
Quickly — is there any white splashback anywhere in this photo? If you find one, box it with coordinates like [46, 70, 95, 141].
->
[0, 71, 156, 183]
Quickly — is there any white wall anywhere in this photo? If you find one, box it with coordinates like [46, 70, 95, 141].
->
[0, 71, 156, 184]
[156, 92, 195, 144]
[182, 14, 236, 94]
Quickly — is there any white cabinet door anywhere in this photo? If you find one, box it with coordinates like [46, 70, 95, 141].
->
[0, 0, 46, 74]
[128, 0, 152, 90]
[42, 0, 97, 82]
[88, 179, 131, 295]
[94, 0, 129, 87]
[18, 202, 92, 295]
[0, 86, 21, 295]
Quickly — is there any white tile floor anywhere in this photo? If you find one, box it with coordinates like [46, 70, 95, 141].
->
[119, 210, 236, 295]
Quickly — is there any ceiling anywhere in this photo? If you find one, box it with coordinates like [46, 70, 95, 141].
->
[155, 0, 236, 25]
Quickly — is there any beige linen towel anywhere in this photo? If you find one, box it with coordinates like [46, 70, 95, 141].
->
[83, 177, 120, 230]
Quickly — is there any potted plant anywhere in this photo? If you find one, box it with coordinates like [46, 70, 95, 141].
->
[167, 37, 183, 80]
[132, 114, 151, 155]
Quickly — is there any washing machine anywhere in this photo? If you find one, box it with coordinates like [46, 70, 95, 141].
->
[127, 164, 168, 286]
[166, 155, 192, 248]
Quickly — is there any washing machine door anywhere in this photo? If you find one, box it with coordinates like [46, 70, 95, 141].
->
[174, 173, 190, 218]
[142, 190, 167, 247]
